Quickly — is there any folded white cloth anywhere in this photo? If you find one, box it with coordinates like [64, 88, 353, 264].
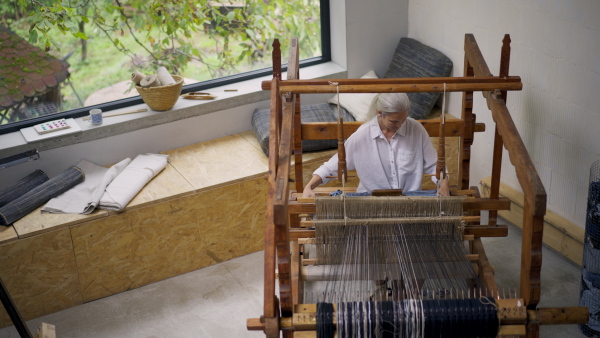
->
[42, 158, 131, 214]
[98, 153, 169, 211]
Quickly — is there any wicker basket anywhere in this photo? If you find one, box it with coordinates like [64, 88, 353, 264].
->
[136, 75, 184, 111]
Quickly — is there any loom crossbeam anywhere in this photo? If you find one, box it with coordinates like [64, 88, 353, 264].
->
[253, 300, 589, 334]
[248, 34, 588, 338]
[288, 226, 509, 241]
[289, 197, 512, 212]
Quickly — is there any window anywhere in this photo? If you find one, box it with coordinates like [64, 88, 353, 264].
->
[0, 0, 330, 134]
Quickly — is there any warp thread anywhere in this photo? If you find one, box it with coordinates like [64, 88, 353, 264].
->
[315, 196, 465, 219]
[316, 302, 334, 338]
[317, 299, 499, 338]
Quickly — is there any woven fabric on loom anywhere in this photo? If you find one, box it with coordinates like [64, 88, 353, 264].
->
[0, 170, 48, 208]
[0, 166, 84, 226]
[306, 196, 473, 305]
[315, 196, 465, 219]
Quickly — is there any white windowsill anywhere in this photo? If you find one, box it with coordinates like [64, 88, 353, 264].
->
[0, 62, 346, 159]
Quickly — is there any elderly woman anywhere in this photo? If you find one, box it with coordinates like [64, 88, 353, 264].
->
[302, 92, 449, 197]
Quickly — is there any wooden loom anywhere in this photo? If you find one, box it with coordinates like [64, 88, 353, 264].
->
[247, 34, 588, 337]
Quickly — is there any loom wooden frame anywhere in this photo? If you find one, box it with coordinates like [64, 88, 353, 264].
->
[248, 34, 587, 337]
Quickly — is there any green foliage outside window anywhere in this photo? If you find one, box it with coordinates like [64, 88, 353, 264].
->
[12, 0, 321, 76]
[1, 0, 322, 116]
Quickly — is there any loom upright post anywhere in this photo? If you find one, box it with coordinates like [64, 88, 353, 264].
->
[488, 34, 511, 227]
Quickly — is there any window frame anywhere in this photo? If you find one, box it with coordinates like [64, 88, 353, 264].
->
[0, 0, 331, 135]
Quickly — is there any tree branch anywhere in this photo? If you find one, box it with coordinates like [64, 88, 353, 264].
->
[114, 0, 159, 62]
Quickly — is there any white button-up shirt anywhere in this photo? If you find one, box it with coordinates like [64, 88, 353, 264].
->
[313, 116, 437, 193]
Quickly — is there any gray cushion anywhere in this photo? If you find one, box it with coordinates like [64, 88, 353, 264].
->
[251, 103, 355, 156]
[384, 38, 453, 120]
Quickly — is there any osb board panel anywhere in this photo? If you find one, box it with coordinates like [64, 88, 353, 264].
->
[238, 130, 265, 154]
[0, 228, 82, 328]
[13, 207, 108, 239]
[164, 133, 269, 191]
[0, 225, 17, 244]
[122, 162, 195, 212]
[71, 176, 267, 303]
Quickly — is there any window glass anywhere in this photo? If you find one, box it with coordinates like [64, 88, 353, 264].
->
[0, 0, 329, 133]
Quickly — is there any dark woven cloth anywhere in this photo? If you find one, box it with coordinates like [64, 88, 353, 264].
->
[585, 182, 600, 249]
[251, 103, 355, 156]
[384, 38, 453, 120]
[0, 170, 48, 208]
[330, 190, 437, 197]
[0, 166, 84, 226]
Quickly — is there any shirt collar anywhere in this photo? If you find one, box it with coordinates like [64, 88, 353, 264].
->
[368, 116, 408, 139]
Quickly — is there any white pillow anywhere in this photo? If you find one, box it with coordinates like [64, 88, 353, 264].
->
[327, 70, 379, 121]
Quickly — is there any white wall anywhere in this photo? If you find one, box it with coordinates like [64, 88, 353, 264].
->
[408, 0, 600, 228]
[343, 0, 409, 78]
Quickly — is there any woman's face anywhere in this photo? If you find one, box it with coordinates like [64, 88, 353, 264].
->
[378, 111, 409, 133]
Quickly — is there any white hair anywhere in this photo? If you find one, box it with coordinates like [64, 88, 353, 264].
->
[367, 93, 411, 119]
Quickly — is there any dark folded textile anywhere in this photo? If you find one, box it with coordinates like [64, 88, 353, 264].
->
[252, 103, 355, 156]
[0, 170, 49, 208]
[329, 190, 438, 197]
[0, 166, 84, 226]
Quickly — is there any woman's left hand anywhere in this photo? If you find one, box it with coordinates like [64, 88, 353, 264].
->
[437, 177, 450, 197]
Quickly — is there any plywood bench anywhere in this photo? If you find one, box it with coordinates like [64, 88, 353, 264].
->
[0, 130, 338, 328]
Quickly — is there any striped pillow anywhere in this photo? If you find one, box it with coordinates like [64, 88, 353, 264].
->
[384, 38, 453, 120]
[251, 103, 355, 156]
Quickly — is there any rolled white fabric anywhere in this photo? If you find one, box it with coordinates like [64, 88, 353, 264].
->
[140, 74, 161, 88]
[42, 159, 132, 214]
[131, 71, 146, 85]
[98, 153, 169, 212]
[156, 66, 176, 86]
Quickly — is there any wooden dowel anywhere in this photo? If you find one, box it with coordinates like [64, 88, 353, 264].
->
[253, 299, 530, 331]
[262, 76, 522, 90]
[293, 188, 477, 197]
[293, 197, 512, 212]
[497, 325, 526, 336]
[251, 322, 527, 335]
[276, 82, 522, 94]
[299, 216, 480, 227]
[530, 307, 590, 325]
[249, 306, 589, 332]
[300, 120, 485, 140]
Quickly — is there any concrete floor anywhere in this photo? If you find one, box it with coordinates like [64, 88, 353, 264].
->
[0, 221, 587, 337]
